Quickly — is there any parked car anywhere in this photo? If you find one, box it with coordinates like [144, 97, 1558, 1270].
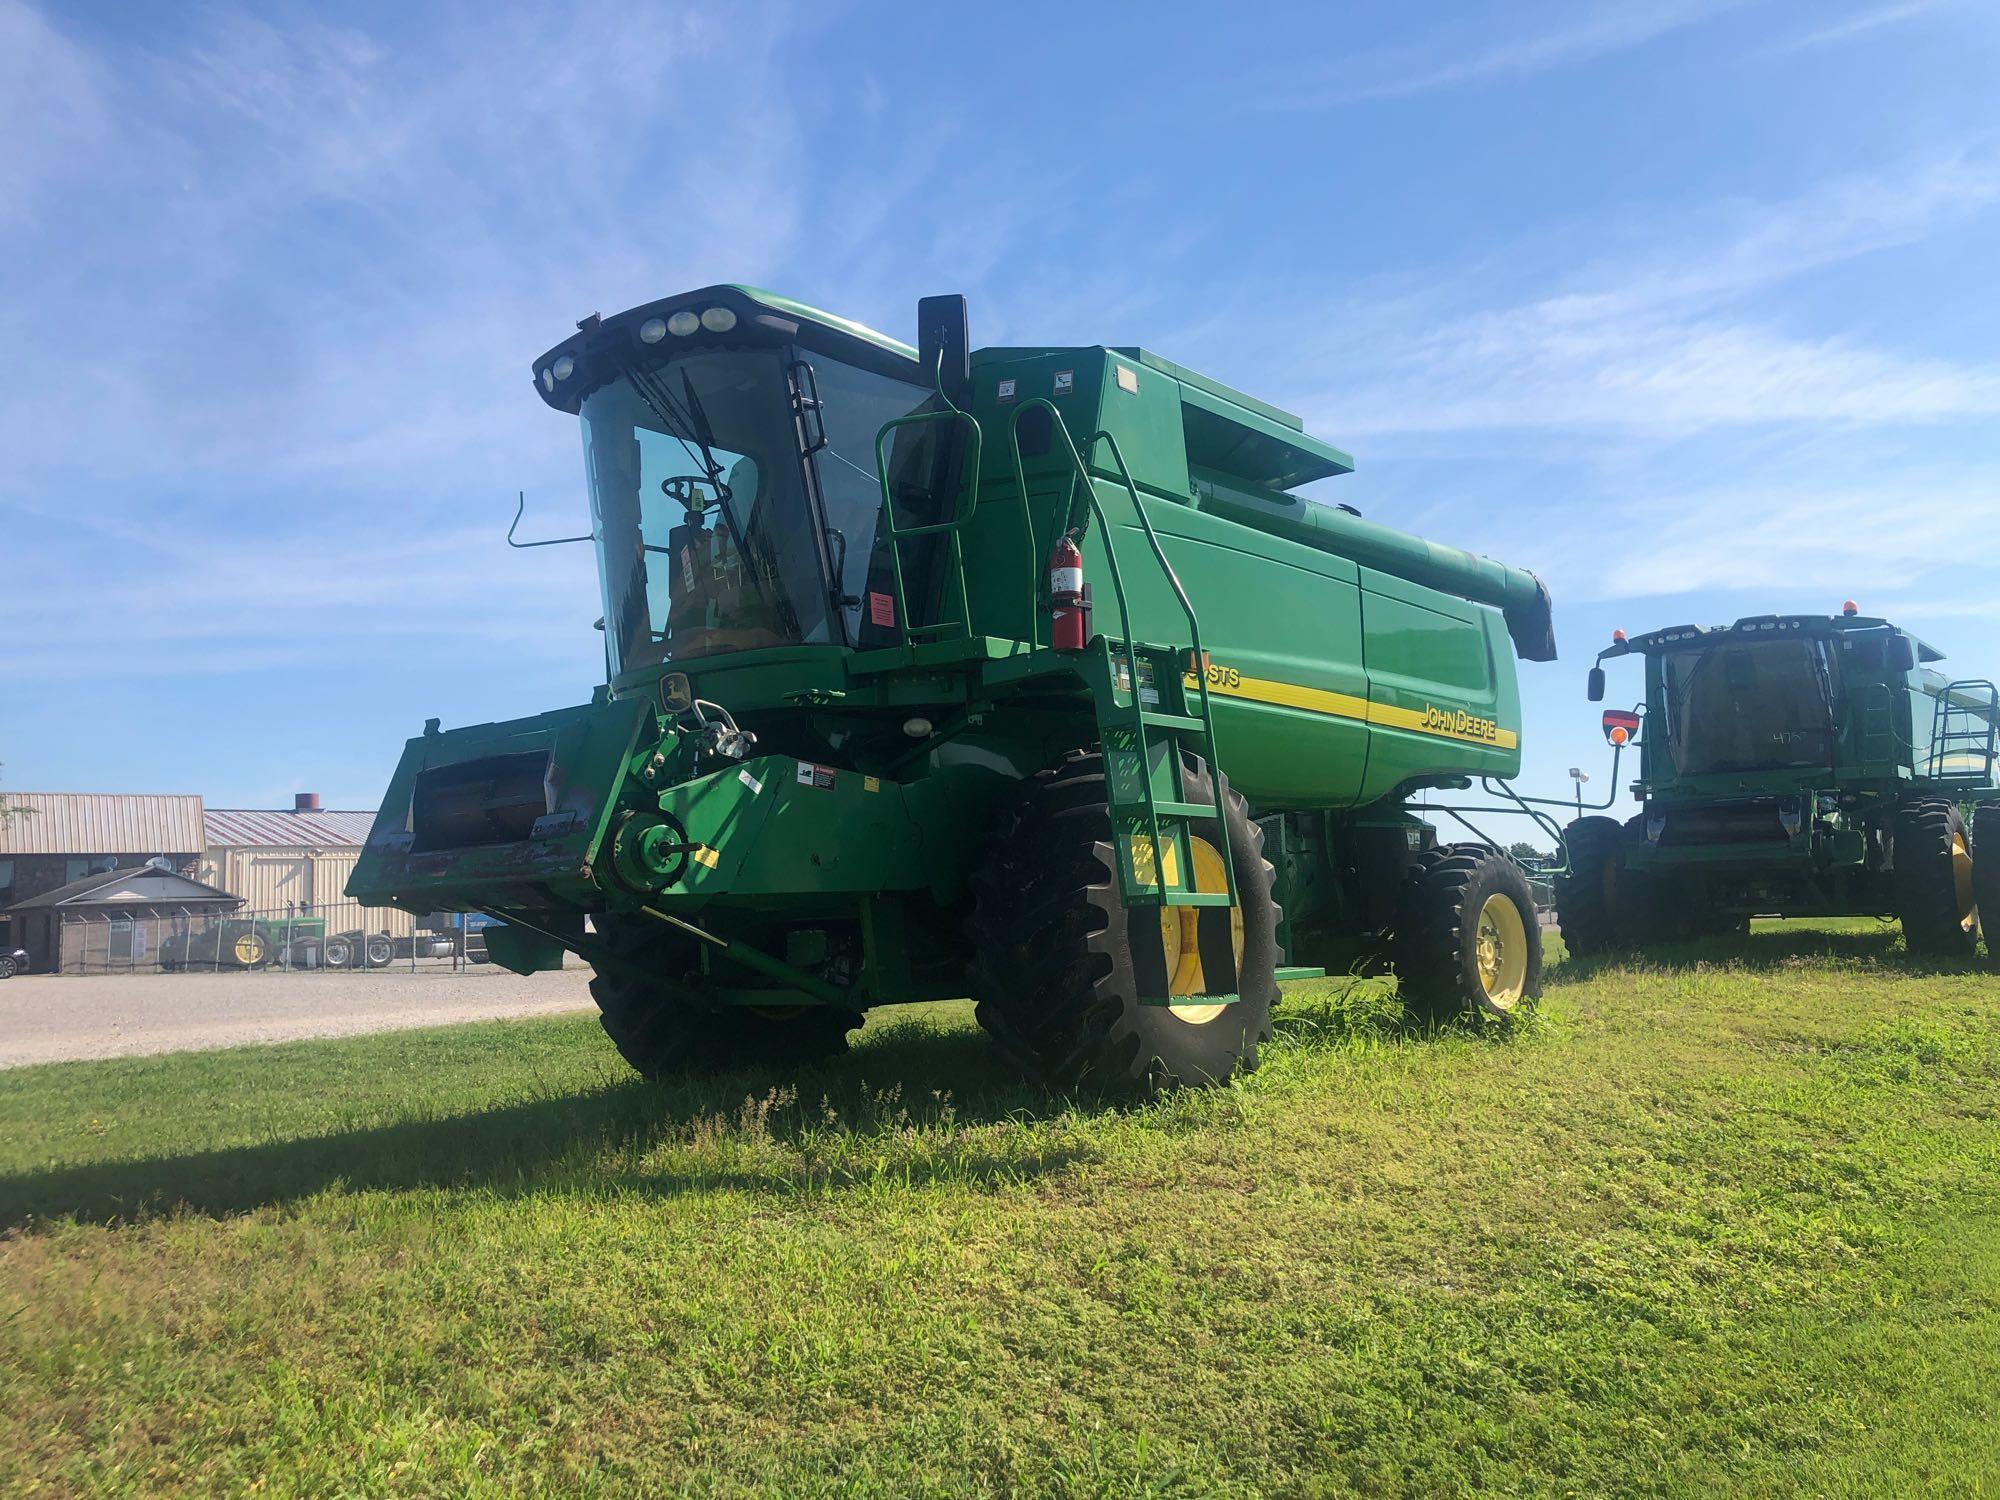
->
[0, 946, 27, 979]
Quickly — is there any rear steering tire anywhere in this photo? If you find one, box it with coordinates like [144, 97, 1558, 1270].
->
[966, 749, 1280, 1094]
[1894, 799, 1978, 958]
[586, 913, 861, 1078]
[1395, 845, 1543, 1023]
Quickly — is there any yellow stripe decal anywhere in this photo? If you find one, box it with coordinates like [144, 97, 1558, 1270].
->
[1185, 669, 1518, 750]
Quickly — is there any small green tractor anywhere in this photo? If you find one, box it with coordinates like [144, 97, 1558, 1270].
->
[350, 287, 1560, 1089]
[1557, 608, 1999, 958]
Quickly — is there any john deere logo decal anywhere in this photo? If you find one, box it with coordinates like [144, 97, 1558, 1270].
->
[1422, 704, 1501, 744]
[1179, 660, 1518, 749]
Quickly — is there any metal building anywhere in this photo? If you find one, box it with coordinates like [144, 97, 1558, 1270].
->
[0, 792, 206, 957]
[199, 794, 413, 938]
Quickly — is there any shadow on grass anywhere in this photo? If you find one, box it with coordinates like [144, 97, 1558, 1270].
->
[0, 1022, 1101, 1229]
[1552, 921, 1990, 982]
[3, 976, 1555, 1228]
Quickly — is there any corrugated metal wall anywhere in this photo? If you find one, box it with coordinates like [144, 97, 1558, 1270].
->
[200, 845, 414, 936]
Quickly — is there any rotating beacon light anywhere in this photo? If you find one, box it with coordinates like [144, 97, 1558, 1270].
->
[1048, 529, 1090, 651]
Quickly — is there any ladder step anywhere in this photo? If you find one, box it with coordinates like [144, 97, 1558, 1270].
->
[1154, 891, 1234, 908]
[1137, 711, 1206, 733]
[1113, 799, 1221, 819]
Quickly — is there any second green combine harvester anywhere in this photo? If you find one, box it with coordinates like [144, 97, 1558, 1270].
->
[350, 288, 1559, 1090]
[1558, 607, 1998, 957]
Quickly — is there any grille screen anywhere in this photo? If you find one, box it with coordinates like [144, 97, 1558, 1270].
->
[410, 752, 552, 852]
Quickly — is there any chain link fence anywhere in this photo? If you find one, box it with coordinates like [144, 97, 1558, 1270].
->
[52, 902, 518, 977]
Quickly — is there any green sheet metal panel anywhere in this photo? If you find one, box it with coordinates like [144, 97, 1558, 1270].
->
[1356, 569, 1520, 803]
[1110, 492, 1372, 810]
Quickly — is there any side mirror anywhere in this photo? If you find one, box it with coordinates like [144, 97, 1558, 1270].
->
[1885, 636, 1916, 674]
[917, 294, 971, 408]
[1586, 666, 1606, 703]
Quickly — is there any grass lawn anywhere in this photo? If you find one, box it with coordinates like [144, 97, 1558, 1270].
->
[2, 920, 1998, 1496]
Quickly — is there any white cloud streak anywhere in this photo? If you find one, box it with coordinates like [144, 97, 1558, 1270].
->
[1279, 143, 2000, 437]
[1779, 0, 1949, 51]
[1325, 0, 1752, 101]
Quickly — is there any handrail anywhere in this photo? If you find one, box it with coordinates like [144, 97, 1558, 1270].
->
[1082, 428, 1237, 909]
[1928, 678, 2000, 781]
[1006, 400, 1236, 909]
[870, 408, 987, 642]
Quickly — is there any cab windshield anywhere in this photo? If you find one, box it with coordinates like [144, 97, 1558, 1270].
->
[580, 344, 947, 673]
[1662, 639, 1839, 776]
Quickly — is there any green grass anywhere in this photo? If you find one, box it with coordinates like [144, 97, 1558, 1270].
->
[3, 923, 1998, 1496]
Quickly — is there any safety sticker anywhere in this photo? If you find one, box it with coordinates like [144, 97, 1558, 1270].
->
[1114, 364, 1139, 394]
[868, 591, 896, 627]
[680, 546, 695, 589]
[996, 377, 1017, 403]
[863, 775, 881, 793]
[692, 844, 720, 869]
[796, 761, 837, 790]
[737, 768, 763, 795]
[1053, 369, 1074, 396]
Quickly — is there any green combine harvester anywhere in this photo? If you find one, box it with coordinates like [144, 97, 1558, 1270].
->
[1558, 607, 1999, 957]
[349, 287, 1560, 1089]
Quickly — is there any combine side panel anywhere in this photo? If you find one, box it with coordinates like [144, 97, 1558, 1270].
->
[1356, 571, 1521, 805]
[1142, 502, 1372, 810]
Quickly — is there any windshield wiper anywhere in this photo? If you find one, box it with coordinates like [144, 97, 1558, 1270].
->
[614, 356, 794, 636]
[675, 368, 802, 638]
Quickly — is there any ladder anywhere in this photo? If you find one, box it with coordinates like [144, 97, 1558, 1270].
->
[1008, 402, 1235, 912]
[868, 394, 1235, 911]
[1928, 679, 2000, 783]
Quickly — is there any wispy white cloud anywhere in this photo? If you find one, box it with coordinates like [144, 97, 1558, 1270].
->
[1320, 0, 1752, 102]
[1778, 0, 1949, 51]
[1275, 143, 2000, 437]
[0, 0, 107, 225]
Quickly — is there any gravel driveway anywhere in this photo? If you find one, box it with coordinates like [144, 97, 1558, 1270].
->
[0, 966, 598, 1069]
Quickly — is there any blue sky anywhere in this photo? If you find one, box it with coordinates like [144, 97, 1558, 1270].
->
[3, 0, 1997, 822]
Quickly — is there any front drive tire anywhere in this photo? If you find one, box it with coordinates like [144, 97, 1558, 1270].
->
[1976, 804, 2000, 964]
[587, 913, 861, 1079]
[1894, 799, 1978, 958]
[1395, 845, 1543, 1023]
[1553, 815, 1625, 956]
[966, 749, 1280, 1094]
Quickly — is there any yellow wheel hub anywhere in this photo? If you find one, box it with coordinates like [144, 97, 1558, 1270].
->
[1951, 831, 1977, 933]
[232, 932, 265, 965]
[1473, 892, 1529, 1011]
[1154, 835, 1243, 1026]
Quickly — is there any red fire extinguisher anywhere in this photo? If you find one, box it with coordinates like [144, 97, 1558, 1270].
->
[1049, 529, 1090, 651]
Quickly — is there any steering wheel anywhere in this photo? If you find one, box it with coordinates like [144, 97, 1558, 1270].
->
[662, 474, 727, 512]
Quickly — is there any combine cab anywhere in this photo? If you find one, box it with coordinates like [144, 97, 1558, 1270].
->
[351, 286, 1561, 1089]
[1559, 608, 1999, 958]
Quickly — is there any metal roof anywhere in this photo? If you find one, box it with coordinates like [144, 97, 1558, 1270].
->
[8, 865, 241, 910]
[0, 793, 206, 856]
[203, 808, 377, 848]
